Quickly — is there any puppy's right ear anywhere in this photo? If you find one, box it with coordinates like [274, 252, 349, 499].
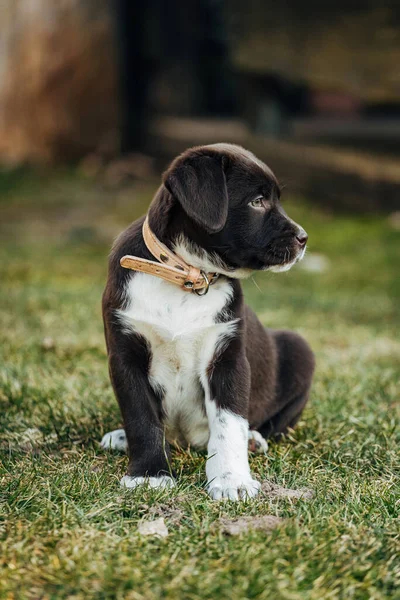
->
[164, 154, 228, 234]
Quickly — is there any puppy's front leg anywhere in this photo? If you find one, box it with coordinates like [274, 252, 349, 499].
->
[107, 341, 175, 490]
[205, 347, 260, 501]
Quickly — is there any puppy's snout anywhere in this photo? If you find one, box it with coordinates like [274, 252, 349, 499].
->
[295, 228, 308, 248]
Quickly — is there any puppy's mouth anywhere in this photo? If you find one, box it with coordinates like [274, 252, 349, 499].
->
[264, 244, 307, 273]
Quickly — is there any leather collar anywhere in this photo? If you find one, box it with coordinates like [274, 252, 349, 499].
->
[120, 216, 219, 295]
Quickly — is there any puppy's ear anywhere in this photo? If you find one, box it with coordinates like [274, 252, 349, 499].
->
[164, 155, 228, 233]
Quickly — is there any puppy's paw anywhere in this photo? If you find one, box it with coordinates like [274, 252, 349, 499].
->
[100, 429, 127, 453]
[120, 475, 176, 490]
[207, 475, 260, 501]
[248, 430, 268, 454]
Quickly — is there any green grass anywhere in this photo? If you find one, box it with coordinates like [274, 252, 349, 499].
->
[0, 170, 399, 599]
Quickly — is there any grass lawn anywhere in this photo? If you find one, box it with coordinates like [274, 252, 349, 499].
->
[0, 169, 399, 599]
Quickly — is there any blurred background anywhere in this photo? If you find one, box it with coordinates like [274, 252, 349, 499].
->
[0, 0, 399, 211]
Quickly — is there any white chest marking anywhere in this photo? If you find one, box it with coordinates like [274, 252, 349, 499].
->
[117, 273, 238, 448]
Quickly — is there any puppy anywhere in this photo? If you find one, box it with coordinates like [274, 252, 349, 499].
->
[101, 143, 315, 500]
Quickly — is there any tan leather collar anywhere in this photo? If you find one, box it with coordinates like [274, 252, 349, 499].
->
[120, 216, 219, 295]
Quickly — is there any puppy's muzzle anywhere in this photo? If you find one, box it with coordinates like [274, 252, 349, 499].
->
[295, 227, 308, 249]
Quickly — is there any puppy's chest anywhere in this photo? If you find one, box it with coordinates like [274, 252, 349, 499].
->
[118, 274, 236, 447]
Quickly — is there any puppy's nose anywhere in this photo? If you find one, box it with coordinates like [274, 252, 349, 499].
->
[296, 229, 308, 247]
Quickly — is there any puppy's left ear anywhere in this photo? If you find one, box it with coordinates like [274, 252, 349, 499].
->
[164, 154, 228, 233]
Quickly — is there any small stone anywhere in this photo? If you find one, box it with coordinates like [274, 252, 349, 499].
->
[137, 517, 169, 538]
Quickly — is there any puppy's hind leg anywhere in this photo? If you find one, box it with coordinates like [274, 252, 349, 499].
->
[101, 429, 127, 453]
[248, 430, 268, 454]
[259, 330, 315, 439]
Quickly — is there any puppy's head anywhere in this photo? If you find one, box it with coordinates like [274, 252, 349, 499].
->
[157, 143, 307, 275]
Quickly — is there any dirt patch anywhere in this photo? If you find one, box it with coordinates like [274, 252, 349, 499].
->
[215, 515, 284, 536]
[139, 496, 187, 526]
[136, 498, 189, 538]
[261, 481, 314, 500]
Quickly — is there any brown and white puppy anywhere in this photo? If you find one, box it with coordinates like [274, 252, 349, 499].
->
[101, 143, 315, 500]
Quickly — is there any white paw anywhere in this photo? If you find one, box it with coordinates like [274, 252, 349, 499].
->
[207, 475, 261, 501]
[100, 429, 127, 453]
[248, 430, 269, 454]
[120, 475, 176, 490]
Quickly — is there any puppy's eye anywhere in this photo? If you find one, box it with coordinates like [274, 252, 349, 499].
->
[249, 197, 264, 208]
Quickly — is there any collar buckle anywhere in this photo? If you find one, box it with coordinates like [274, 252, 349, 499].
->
[194, 271, 210, 296]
